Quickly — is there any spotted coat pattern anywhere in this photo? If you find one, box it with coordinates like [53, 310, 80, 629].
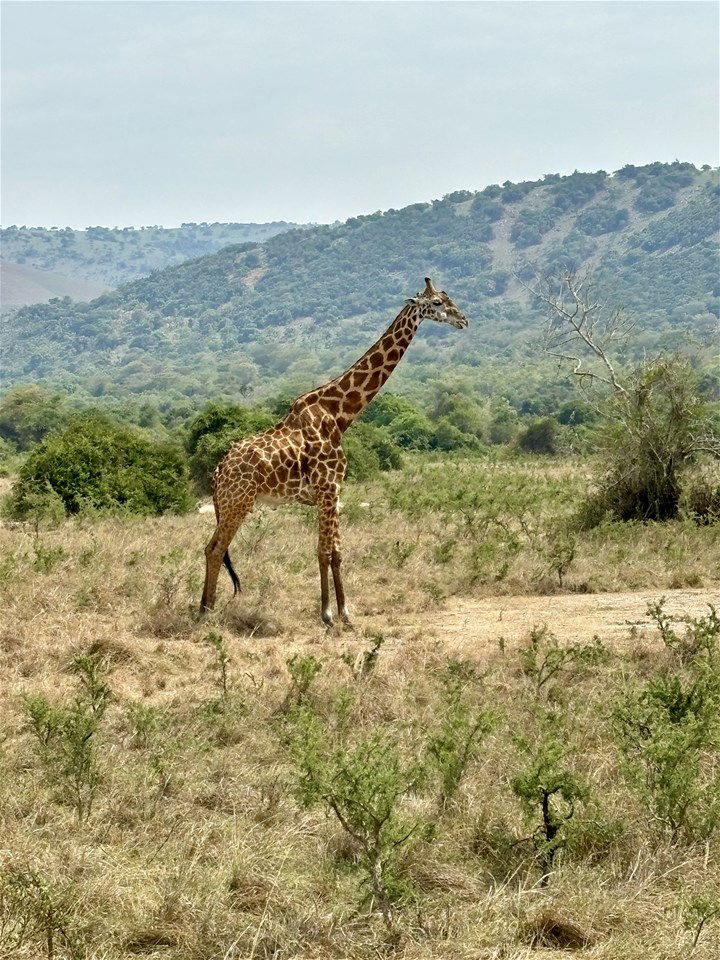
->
[200, 278, 467, 625]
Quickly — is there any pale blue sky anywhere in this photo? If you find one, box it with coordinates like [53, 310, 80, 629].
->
[2, 0, 718, 227]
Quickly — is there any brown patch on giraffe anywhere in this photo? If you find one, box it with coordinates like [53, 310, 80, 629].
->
[365, 371, 382, 392]
[322, 398, 341, 415]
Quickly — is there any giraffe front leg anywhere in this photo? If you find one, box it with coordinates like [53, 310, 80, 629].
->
[331, 546, 351, 626]
[317, 492, 344, 627]
[317, 491, 351, 628]
[318, 554, 333, 627]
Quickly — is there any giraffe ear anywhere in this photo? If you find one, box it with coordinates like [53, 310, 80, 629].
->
[424, 277, 437, 296]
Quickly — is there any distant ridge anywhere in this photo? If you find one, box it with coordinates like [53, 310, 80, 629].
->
[2, 162, 718, 404]
[0, 259, 109, 308]
[0, 220, 300, 299]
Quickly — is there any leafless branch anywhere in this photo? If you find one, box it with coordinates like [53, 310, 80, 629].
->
[527, 270, 633, 397]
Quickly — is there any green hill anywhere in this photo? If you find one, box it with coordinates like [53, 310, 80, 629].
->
[3, 162, 718, 410]
[0, 220, 298, 297]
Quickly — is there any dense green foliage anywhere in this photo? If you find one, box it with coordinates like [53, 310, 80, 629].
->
[8, 415, 193, 517]
[0, 385, 68, 451]
[613, 603, 720, 841]
[0, 221, 297, 289]
[184, 402, 277, 491]
[517, 418, 558, 455]
[3, 163, 717, 409]
[582, 357, 716, 523]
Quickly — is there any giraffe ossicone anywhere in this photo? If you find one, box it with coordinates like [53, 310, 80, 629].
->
[199, 277, 468, 625]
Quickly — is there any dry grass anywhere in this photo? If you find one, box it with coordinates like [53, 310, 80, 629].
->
[1, 460, 719, 958]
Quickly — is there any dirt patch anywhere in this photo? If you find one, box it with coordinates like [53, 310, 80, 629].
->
[390, 587, 719, 657]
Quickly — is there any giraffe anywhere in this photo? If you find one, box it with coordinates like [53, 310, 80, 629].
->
[200, 277, 467, 625]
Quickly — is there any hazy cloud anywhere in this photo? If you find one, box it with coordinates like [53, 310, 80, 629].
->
[2, 0, 718, 227]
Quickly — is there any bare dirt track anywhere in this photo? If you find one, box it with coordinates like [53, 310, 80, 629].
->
[384, 587, 720, 658]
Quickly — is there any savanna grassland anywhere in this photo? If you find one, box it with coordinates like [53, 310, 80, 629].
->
[2, 457, 720, 959]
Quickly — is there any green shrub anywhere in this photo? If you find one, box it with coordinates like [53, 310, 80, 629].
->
[549, 171, 607, 212]
[682, 892, 720, 949]
[511, 708, 590, 882]
[186, 403, 275, 491]
[282, 654, 322, 711]
[426, 662, 497, 808]
[613, 666, 720, 841]
[0, 867, 81, 959]
[32, 541, 67, 574]
[189, 426, 249, 492]
[488, 398, 518, 445]
[185, 401, 274, 455]
[646, 599, 720, 667]
[431, 418, 477, 451]
[519, 626, 608, 695]
[517, 418, 558, 455]
[590, 358, 713, 522]
[387, 410, 435, 450]
[0, 385, 67, 451]
[11, 485, 66, 534]
[576, 202, 629, 236]
[288, 705, 428, 930]
[9, 414, 193, 517]
[511, 207, 557, 248]
[361, 392, 420, 428]
[24, 652, 111, 821]
[343, 422, 402, 481]
[126, 702, 167, 749]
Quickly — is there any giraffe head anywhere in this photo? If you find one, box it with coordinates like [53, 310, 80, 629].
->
[412, 277, 467, 329]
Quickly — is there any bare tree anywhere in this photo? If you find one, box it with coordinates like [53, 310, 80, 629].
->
[528, 270, 718, 521]
[530, 270, 632, 398]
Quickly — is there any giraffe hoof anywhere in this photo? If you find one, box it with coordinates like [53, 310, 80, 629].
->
[321, 610, 334, 628]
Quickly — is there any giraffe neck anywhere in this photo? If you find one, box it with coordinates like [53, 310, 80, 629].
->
[317, 302, 422, 433]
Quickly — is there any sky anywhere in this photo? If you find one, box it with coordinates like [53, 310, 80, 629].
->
[1, 0, 718, 228]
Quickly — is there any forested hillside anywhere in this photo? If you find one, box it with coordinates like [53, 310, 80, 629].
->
[3, 162, 718, 412]
[0, 221, 298, 303]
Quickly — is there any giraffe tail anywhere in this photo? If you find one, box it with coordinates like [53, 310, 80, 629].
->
[223, 550, 240, 595]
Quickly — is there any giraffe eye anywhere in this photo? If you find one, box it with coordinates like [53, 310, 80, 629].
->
[432, 297, 442, 305]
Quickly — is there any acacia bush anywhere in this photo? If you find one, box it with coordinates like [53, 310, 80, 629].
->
[587, 358, 716, 523]
[288, 703, 429, 930]
[539, 273, 718, 525]
[0, 385, 68, 451]
[510, 705, 591, 885]
[8, 414, 193, 517]
[613, 669, 720, 841]
[517, 418, 558, 455]
[185, 401, 274, 456]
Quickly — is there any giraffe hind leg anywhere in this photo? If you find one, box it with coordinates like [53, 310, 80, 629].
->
[200, 498, 253, 613]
